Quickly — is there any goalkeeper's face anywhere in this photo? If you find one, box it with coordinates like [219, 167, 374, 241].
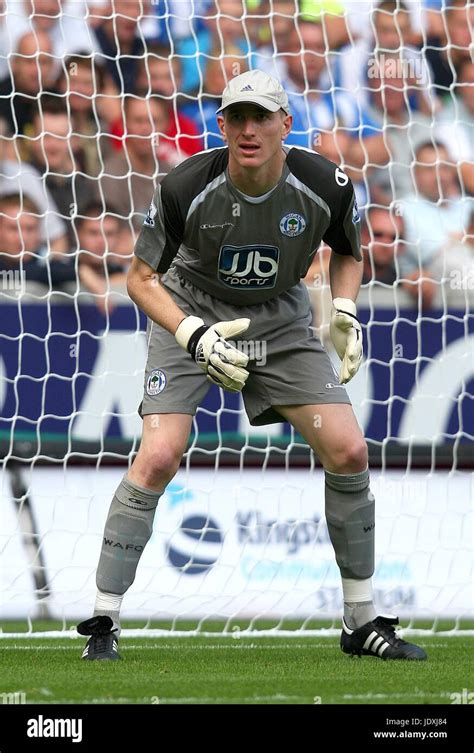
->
[218, 105, 292, 171]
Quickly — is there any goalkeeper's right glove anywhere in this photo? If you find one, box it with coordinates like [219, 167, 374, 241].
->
[175, 315, 250, 392]
[330, 297, 363, 384]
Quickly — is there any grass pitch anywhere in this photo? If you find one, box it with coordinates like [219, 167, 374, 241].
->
[0, 621, 471, 705]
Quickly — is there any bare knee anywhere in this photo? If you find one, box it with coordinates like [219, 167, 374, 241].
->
[325, 438, 368, 474]
[130, 443, 183, 490]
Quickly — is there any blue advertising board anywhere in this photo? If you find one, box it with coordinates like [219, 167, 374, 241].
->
[0, 304, 472, 451]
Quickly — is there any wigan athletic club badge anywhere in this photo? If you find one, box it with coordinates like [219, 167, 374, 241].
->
[146, 369, 167, 395]
[279, 212, 306, 237]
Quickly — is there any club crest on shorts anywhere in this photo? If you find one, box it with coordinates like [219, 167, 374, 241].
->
[279, 212, 306, 237]
[146, 369, 166, 395]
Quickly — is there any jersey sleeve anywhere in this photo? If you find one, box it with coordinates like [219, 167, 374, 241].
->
[322, 177, 362, 260]
[133, 180, 184, 273]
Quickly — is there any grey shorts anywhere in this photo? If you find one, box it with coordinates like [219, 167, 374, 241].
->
[140, 269, 350, 426]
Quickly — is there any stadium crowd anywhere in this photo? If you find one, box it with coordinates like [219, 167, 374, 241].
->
[0, 0, 472, 315]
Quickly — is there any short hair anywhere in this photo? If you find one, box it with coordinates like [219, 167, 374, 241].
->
[0, 192, 40, 216]
[446, 0, 470, 18]
[366, 203, 403, 225]
[123, 93, 168, 113]
[375, 0, 409, 14]
[33, 93, 69, 123]
[415, 140, 448, 159]
[75, 202, 122, 230]
[63, 54, 94, 72]
[143, 43, 173, 61]
[56, 53, 104, 89]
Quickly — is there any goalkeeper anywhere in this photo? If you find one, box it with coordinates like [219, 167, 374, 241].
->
[78, 70, 426, 663]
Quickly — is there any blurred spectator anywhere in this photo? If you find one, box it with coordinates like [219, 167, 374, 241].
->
[76, 201, 128, 313]
[423, 0, 445, 40]
[26, 96, 99, 247]
[431, 206, 474, 307]
[150, 0, 210, 93]
[341, 0, 424, 45]
[0, 193, 76, 292]
[92, 0, 147, 94]
[135, 45, 181, 100]
[398, 141, 473, 308]
[176, 0, 251, 94]
[54, 55, 106, 177]
[253, 0, 350, 72]
[424, 0, 473, 97]
[361, 205, 404, 284]
[299, 0, 350, 49]
[101, 96, 171, 229]
[0, 31, 56, 134]
[280, 20, 389, 204]
[181, 46, 249, 149]
[0, 191, 130, 306]
[146, 0, 208, 48]
[334, 0, 435, 114]
[1, 0, 96, 80]
[365, 54, 451, 202]
[77, 201, 129, 266]
[436, 59, 474, 196]
[107, 46, 203, 165]
[0, 117, 68, 252]
[252, 1, 298, 78]
[204, 0, 251, 66]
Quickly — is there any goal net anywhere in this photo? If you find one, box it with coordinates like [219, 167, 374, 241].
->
[0, 0, 472, 637]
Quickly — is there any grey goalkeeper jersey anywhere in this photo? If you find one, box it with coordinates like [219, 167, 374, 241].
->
[134, 145, 361, 306]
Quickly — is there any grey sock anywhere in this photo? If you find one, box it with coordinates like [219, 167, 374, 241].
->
[96, 474, 163, 597]
[325, 467, 374, 580]
[344, 601, 377, 630]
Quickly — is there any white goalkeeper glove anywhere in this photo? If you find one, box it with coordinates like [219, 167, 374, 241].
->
[330, 297, 363, 384]
[175, 315, 250, 392]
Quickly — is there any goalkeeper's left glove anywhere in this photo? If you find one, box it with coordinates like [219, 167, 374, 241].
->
[330, 297, 363, 384]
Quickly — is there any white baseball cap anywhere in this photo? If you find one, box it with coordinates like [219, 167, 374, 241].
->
[216, 70, 290, 115]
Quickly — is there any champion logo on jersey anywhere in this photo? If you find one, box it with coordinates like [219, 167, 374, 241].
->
[240, 84, 254, 91]
[279, 213, 307, 238]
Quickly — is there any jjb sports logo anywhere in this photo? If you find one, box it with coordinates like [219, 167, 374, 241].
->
[218, 245, 279, 289]
[280, 212, 306, 237]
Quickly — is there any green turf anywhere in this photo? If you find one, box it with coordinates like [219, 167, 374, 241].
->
[2, 617, 473, 633]
[0, 622, 471, 705]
